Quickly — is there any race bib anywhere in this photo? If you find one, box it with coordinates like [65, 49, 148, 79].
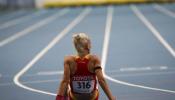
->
[72, 80, 95, 93]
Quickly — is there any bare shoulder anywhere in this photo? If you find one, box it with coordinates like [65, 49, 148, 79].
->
[88, 54, 101, 73]
[64, 55, 75, 63]
[89, 54, 101, 62]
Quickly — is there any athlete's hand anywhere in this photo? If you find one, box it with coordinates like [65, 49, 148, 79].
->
[56, 95, 69, 100]
[111, 96, 116, 100]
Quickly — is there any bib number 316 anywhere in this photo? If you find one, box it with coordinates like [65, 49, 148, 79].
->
[73, 81, 95, 93]
[77, 81, 91, 89]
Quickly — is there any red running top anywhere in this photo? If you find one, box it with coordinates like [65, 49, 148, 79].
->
[70, 55, 97, 94]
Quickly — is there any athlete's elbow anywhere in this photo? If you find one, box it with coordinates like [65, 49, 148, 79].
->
[98, 77, 106, 85]
[58, 80, 69, 95]
[61, 79, 70, 85]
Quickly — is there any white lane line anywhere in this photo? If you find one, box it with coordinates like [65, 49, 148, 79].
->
[36, 69, 173, 77]
[120, 67, 152, 72]
[101, 6, 113, 74]
[2, 71, 175, 87]
[119, 66, 168, 72]
[0, 9, 69, 47]
[131, 5, 175, 58]
[111, 71, 175, 78]
[35, 66, 170, 76]
[106, 66, 170, 73]
[101, 6, 175, 94]
[17, 70, 175, 83]
[21, 79, 60, 84]
[160, 66, 168, 70]
[37, 71, 63, 76]
[13, 8, 91, 96]
[0, 79, 60, 87]
[154, 4, 175, 18]
[0, 10, 47, 30]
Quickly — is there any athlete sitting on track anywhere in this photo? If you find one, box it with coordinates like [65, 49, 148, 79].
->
[56, 33, 116, 100]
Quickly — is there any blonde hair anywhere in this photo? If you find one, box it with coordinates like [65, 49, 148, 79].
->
[73, 33, 91, 53]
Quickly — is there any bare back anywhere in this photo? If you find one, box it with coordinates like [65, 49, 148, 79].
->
[68, 54, 99, 75]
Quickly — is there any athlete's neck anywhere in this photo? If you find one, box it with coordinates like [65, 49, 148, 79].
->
[77, 51, 89, 58]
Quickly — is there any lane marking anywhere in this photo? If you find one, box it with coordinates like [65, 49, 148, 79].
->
[2, 71, 175, 87]
[13, 8, 91, 96]
[21, 79, 60, 84]
[101, 5, 175, 94]
[36, 69, 175, 76]
[0, 79, 60, 87]
[0, 9, 69, 47]
[37, 71, 63, 76]
[160, 66, 168, 70]
[101, 6, 113, 74]
[0, 10, 47, 30]
[0, 65, 170, 79]
[35, 66, 170, 76]
[131, 5, 175, 58]
[120, 67, 152, 72]
[111, 71, 175, 78]
[154, 4, 175, 18]
[119, 66, 168, 72]
[106, 66, 170, 73]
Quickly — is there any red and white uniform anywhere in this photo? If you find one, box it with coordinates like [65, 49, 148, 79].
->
[70, 56, 97, 94]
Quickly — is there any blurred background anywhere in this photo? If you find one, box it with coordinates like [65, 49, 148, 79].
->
[0, 0, 175, 100]
[0, 0, 175, 10]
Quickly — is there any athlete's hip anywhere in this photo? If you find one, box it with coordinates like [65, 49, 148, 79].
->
[69, 89, 99, 100]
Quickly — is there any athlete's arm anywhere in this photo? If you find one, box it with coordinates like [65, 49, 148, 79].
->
[57, 56, 70, 96]
[94, 56, 116, 100]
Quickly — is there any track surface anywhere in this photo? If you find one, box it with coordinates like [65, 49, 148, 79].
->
[0, 3, 175, 100]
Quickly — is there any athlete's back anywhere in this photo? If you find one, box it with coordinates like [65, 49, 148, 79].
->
[68, 54, 99, 100]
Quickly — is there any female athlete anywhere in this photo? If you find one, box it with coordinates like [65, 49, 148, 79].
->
[56, 33, 116, 100]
